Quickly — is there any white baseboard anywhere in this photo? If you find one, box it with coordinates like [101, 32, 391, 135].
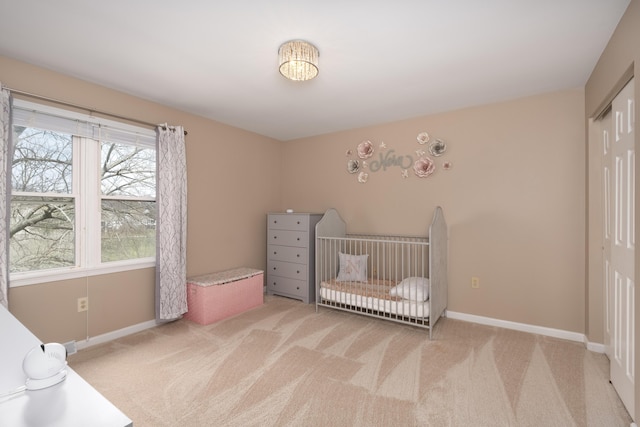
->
[585, 340, 606, 353]
[75, 319, 158, 350]
[74, 312, 608, 355]
[446, 311, 605, 353]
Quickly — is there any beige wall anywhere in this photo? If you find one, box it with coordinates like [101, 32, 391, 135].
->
[2, 0, 634, 358]
[1, 55, 282, 342]
[9, 269, 155, 343]
[282, 89, 586, 333]
[584, 0, 639, 419]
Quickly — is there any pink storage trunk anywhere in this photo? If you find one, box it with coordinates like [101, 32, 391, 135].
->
[184, 268, 264, 325]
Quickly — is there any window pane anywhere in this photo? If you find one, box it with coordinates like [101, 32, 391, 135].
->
[10, 196, 75, 273]
[12, 127, 73, 194]
[101, 200, 156, 262]
[101, 142, 156, 197]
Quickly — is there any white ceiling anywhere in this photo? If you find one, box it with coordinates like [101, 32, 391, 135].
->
[0, 1, 631, 141]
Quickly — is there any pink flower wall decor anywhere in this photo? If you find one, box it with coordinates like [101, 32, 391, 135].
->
[413, 156, 435, 178]
[357, 140, 374, 159]
[417, 131, 430, 144]
[345, 133, 450, 183]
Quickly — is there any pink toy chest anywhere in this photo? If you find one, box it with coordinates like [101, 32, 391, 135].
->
[184, 267, 264, 325]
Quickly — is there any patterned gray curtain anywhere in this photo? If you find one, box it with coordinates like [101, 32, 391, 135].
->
[155, 125, 187, 320]
[0, 84, 9, 308]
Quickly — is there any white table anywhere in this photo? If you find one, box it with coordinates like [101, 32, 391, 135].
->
[0, 305, 132, 426]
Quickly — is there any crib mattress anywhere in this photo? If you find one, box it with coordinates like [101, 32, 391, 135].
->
[320, 278, 429, 319]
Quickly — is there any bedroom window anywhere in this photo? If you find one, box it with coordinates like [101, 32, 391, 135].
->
[100, 142, 156, 262]
[9, 100, 157, 283]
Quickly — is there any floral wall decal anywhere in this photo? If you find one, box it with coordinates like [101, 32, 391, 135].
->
[344, 131, 450, 183]
[428, 139, 446, 156]
[413, 156, 435, 178]
[417, 132, 430, 144]
[347, 159, 360, 174]
[357, 140, 374, 159]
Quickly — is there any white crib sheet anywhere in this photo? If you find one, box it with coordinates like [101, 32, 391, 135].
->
[319, 282, 429, 319]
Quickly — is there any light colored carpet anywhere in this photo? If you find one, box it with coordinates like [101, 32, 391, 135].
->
[69, 295, 632, 426]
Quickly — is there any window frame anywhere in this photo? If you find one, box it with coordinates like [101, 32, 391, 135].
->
[9, 100, 157, 288]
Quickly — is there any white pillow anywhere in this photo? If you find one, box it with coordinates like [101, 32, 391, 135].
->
[389, 277, 430, 301]
[336, 252, 368, 282]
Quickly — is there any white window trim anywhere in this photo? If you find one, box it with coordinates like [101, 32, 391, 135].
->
[12, 99, 156, 147]
[82, 136, 99, 267]
[10, 259, 156, 287]
[9, 100, 157, 287]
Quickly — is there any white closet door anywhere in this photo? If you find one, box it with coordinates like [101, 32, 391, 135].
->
[609, 77, 635, 420]
[602, 107, 612, 360]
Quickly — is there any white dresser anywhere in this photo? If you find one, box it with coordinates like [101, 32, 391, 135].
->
[267, 212, 322, 304]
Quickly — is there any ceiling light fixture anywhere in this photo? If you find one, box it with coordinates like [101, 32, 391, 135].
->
[278, 40, 319, 82]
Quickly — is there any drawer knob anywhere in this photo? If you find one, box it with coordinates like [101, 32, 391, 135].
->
[273, 267, 277, 270]
[296, 254, 300, 257]
[274, 236, 277, 239]
[297, 237, 300, 241]
[296, 270, 300, 274]
[273, 251, 277, 255]
[297, 221, 300, 224]
[296, 286, 300, 290]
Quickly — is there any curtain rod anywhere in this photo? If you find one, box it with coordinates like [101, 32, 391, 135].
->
[6, 87, 187, 136]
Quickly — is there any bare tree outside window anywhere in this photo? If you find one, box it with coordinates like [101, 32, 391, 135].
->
[10, 196, 75, 272]
[9, 126, 156, 273]
[100, 142, 156, 262]
[10, 127, 75, 272]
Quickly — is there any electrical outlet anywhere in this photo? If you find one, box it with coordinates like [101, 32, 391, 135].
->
[471, 277, 480, 289]
[77, 297, 88, 312]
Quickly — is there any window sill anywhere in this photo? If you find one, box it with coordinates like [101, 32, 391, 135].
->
[9, 260, 156, 288]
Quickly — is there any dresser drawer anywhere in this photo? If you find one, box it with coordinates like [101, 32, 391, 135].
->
[268, 214, 309, 231]
[268, 229, 308, 248]
[267, 244, 308, 263]
[267, 259, 307, 280]
[266, 275, 307, 298]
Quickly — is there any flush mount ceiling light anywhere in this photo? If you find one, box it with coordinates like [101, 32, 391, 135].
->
[278, 40, 319, 81]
